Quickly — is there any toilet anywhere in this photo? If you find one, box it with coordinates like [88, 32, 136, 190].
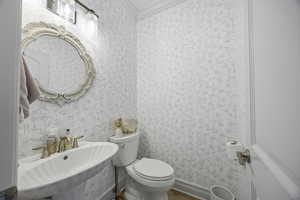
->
[109, 132, 175, 200]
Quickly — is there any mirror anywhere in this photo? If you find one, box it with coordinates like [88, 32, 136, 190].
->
[21, 22, 96, 106]
[24, 36, 87, 94]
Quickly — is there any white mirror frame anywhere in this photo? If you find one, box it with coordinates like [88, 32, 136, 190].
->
[21, 22, 96, 106]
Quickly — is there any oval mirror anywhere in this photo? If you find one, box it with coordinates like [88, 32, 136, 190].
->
[21, 22, 96, 106]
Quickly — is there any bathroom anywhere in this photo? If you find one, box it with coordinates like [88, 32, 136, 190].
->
[0, 0, 299, 200]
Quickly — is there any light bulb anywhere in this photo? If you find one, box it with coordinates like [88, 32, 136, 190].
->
[57, 0, 76, 23]
[64, 3, 71, 19]
[85, 11, 98, 38]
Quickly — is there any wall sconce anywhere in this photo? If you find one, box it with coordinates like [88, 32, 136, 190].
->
[58, 0, 76, 23]
[47, 0, 76, 23]
[86, 11, 98, 36]
[47, 0, 99, 25]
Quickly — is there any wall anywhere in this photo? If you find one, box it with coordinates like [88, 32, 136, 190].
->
[19, 0, 250, 198]
[0, 0, 22, 192]
[137, 0, 249, 196]
[19, 0, 137, 199]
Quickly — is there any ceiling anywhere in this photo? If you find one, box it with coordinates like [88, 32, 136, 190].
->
[129, 0, 181, 12]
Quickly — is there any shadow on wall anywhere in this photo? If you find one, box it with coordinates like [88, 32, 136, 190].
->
[138, 128, 151, 159]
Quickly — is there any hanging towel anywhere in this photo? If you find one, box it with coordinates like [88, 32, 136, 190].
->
[19, 56, 40, 120]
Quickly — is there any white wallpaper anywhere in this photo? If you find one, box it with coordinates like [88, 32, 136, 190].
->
[24, 36, 87, 94]
[19, 0, 137, 199]
[137, 0, 248, 197]
[19, 0, 250, 199]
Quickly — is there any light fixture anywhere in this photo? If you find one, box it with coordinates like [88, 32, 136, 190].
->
[47, 0, 76, 23]
[47, 0, 99, 25]
[58, 0, 76, 23]
[85, 10, 98, 38]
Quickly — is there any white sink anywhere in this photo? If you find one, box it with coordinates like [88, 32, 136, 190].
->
[18, 142, 119, 200]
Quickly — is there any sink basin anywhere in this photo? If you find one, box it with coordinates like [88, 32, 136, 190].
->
[18, 142, 119, 199]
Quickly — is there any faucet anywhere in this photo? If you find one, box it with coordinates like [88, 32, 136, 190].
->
[58, 136, 72, 152]
[32, 135, 58, 158]
[47, 135, 58, 155]
[58, 135, 84, 152]
[72, 135, 84, 148]
[32, 146, 48, 159]
[33, 134, 84, 159]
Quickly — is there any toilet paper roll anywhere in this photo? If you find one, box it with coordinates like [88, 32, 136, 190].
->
[226, 140, 244, 160]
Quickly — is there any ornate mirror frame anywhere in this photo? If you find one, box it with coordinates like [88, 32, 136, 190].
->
[21, 22, 96, 106]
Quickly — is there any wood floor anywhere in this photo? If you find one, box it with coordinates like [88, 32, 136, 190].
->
[168, 190, 200, 200]
[118, 189, 200, 200]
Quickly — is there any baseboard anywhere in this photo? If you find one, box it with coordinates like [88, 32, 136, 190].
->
[97, 185, 115, 200]
[173, 178, 211, 200]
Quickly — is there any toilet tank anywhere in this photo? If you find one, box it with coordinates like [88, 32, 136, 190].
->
[109, 132, 140, 167]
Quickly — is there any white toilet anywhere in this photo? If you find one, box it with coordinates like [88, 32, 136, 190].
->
[109, 132, 175, 200]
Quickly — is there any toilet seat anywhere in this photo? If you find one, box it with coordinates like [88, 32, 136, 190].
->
[133, 158, 174, 181]
[126, 158, 175, 189]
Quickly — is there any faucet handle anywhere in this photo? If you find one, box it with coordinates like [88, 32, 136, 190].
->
[48, 135, 58, 140]
[46, 136, 58, 156]
[58, 137, 67, 152]
[32, 146, 45, 150]
[59, 136, 69, 140]
[32, 146, 48, 159]
[72, 136, 84, 148]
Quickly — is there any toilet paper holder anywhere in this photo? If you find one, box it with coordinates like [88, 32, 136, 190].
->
[237, 149, 251, 166]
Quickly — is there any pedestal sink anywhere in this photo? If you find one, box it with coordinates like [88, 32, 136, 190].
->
[18, 142, 119, 200]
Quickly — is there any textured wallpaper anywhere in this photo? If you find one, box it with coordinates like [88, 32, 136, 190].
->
[19, 0, 250, 199]
[137, 0, 248, 197]
[19, 0, 137, 199]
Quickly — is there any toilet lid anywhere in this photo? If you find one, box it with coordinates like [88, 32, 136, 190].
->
[133, 158, 174, 181]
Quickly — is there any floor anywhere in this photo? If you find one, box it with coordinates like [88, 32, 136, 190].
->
[168, 190, 200, 200]
[118, 189, 200, 200]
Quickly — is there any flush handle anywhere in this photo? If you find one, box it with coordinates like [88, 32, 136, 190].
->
[237, 149, 251, 166]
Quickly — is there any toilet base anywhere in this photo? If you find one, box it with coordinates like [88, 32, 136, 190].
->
[124, 177, 169, 200]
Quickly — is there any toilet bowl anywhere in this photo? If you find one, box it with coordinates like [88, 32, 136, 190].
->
[109, 133, 175, 200]
[125, 158, 175, 200]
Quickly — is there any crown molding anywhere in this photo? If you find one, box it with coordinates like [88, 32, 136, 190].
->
[137, 0, 188, 21]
